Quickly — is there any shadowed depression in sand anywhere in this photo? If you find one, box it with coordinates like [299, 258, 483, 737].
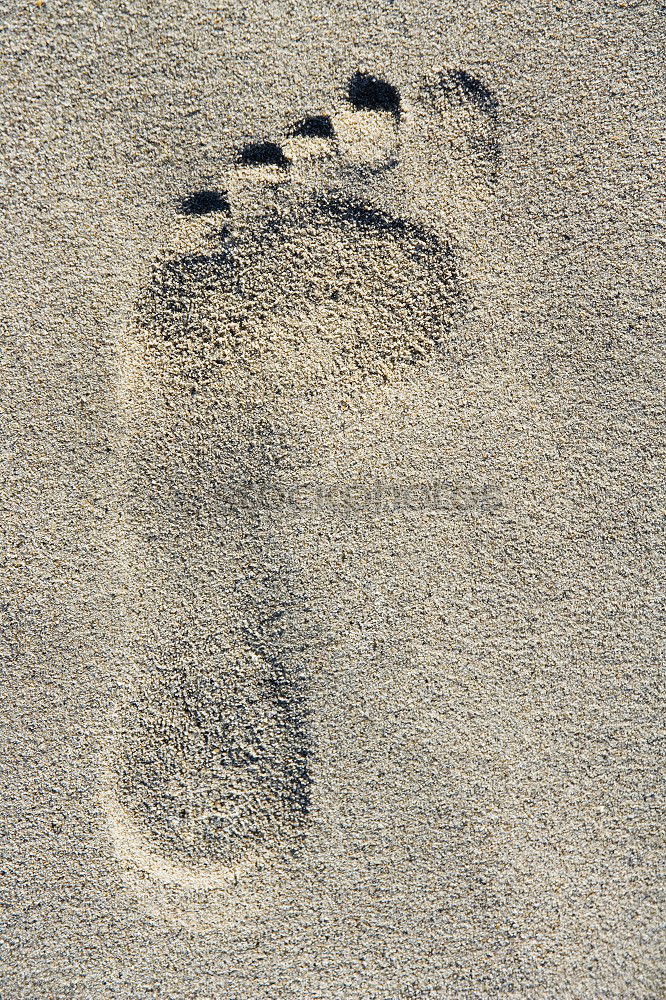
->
[107, 69, 499, 877]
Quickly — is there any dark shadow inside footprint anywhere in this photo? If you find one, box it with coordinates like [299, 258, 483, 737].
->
[438, 69, 499, 119]
[432, 69, 501, 172]
[178, 189, 231, 216]
[348, 71, 401, 117]
[292, 114, 335, 139]
[240, 141, 290, 167]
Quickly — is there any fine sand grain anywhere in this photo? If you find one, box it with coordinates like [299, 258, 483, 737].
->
[1, 2, 664, 998]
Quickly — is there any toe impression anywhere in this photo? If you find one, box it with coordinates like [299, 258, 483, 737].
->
[332, 71, 402, 170]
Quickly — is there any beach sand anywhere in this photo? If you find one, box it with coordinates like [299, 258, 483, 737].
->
[1, 1, 664, 997]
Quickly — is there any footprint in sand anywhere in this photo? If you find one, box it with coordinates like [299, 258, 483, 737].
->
[105, 69, 500, 885]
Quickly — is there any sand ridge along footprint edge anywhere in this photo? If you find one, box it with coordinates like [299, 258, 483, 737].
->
[102, 68, 501, 892]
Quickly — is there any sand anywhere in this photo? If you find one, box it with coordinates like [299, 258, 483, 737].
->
[1, 1, 664, 997]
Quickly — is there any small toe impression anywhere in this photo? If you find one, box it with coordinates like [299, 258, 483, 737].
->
[438, 70, 499, 119]
[240, 141, 290, 168]
[283, 115, 336, 164]
[348, 71, 401, 118]
[430, 69, 500, 175]
[293, 115, 335, 139]
[178, 189, 231, 216]
[333, 71, 401, 171]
